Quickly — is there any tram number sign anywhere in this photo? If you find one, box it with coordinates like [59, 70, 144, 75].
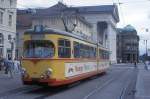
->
[31, 34, 45, 40]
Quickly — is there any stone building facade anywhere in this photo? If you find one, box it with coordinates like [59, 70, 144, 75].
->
[117, 25, 139, 63]
[0, 0, 17, 60]
[75, 5, 119, 63]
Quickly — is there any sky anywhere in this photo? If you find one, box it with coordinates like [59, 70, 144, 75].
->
[17, 0, 150, 55]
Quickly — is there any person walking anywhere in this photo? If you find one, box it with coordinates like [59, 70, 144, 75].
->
[4, 58, 13, 78]
[13, 59, 21, 74]
[134, 61, 137, 68]
[0, 58, 2, 71]
[0, 56, 4, 71]
[145, 61, 148, 70]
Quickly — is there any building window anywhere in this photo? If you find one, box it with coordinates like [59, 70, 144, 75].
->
[7, 48, 12, 60]
[8, 14, 12, 26]
[0, 12, 3, 24]
[10, 0, 13, 6]
[8, 34, 12, 40]
[0, 33, 4, 44]
[73, 42, 80, 58]
[58, 39, 71, 58]
[0, 47, 3, 57]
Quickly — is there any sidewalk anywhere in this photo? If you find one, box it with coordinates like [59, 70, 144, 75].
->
[0, 71, 23, 94]
[135, 64, 150, 99]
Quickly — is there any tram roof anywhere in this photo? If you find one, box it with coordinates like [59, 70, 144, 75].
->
[24, 28, 109, 51]
[25, 28, 96, 43]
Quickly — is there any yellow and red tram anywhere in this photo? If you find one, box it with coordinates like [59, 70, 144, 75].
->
[21, 27, 110, 86]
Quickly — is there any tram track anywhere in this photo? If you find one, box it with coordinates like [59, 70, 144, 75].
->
[33, 68, 127, 99]
[82, 69, 130, 99]
[119, 69, 138, 99]
[81, 68, 138, 99]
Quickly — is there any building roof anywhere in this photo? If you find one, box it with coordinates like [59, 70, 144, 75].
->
[31, 2, 92, 27]
[17, 2, 120, 29]
[25, 27, 96, 44]
[33, 2, 119, 22]
[124, 25, 137, 32]
[117, 25, 137, 35]
[74, 5, 120, 22]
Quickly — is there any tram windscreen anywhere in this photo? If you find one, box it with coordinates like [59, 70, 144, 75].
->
[24, 40, 54, 58]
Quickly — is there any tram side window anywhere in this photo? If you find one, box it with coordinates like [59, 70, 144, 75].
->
[85, 45, 89, 58]
[102, 50, 106, 59]
[79, 44, 84, 58]
[90, 47, 96, 58]
[89, 47, 93, 58]
[101, 50, 109, 59]
[58, 39, 71, 58]
[106, 51, 109, 59]
[73, 42, 80, 58]
[94, 48, 96, 57]
[79, 44, 96, 58]
[99, 49, 102, 59]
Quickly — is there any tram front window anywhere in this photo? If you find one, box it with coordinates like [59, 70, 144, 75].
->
[24, 40, 54, 58]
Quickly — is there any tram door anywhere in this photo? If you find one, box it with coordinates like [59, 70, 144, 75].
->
[98, 49, 102, 71]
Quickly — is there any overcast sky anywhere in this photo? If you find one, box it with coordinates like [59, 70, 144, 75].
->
[17, 0, 150, 55]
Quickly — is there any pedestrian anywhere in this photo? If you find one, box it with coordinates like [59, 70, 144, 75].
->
[134, 61, 137, 68]
[145, 61, 148, 70]
[4, 58, 13, 78]
[0, 56, 4, 71]
[13, 59, 21, 74]
[0, 58, 2, 71]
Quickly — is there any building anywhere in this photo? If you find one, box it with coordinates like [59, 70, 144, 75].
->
[0, 0, 17, 60]
[17, 2, 120, 63]
[75, 5, 119, 63]
[117, 25, 139, 63]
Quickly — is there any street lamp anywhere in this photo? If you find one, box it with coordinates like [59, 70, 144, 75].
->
[8, 37, 15, 60]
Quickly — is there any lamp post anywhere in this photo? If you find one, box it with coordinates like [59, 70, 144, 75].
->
[9, 37, 15, 60]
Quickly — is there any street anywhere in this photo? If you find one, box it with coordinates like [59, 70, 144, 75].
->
[0, 64, 140, 99]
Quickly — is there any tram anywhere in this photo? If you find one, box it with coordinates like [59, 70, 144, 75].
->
[21, 26, 110, 86]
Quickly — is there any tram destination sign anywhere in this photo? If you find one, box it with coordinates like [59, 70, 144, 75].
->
[31, 34, 45, 40]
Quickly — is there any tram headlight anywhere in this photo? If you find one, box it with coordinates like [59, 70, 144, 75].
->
[21, 68, 26, 75]
[45, 68, 53, 76]
[21, 68, 28, 78]
[41, 68, 53, 79]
